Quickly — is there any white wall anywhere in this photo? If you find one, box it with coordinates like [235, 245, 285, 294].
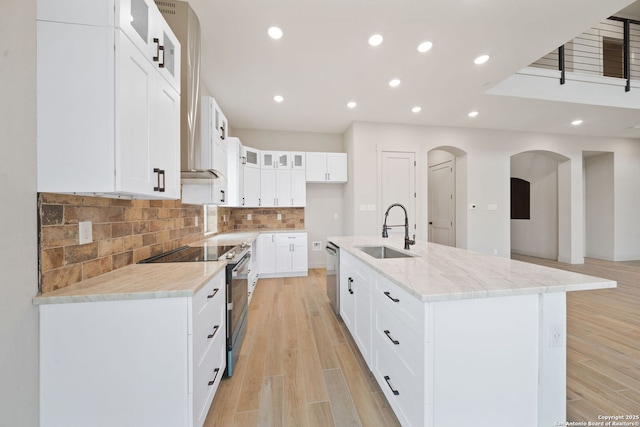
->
[0, 1, 39, 425]
[510, 152, 560, 260]
[232, 128, 345, 268]
[346, 121, 640, 262]
[584, 153, 615, 260]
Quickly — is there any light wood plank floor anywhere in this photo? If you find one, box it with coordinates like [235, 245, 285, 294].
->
[512, 255, 640, 421]
[203, 269, 401, 427]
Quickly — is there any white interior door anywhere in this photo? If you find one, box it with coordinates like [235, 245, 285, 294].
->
[381, 152, 416, 238]
[428, 160, 455, 246]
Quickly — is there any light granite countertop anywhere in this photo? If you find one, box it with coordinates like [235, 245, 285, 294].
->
[328, 236, 616, 302]
[34, 230, 306, 305]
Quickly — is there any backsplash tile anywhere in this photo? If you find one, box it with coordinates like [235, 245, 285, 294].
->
[38, 194, 305, 293]
[38, 193, 205, 293]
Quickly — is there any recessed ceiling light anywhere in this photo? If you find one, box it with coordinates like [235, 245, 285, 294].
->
[273, 95, 284, 103]
[267, 26, 283, 40]
[468, 111, 479, 118]
[347, 101, 357, 109]
[412, 106, 422, 113]
[571, 119, 583, 126]
[474, 54, 490, 65]
[368, 34, 383, 46]
[389, 79, 401, 87]
[417, 41, 433, 53]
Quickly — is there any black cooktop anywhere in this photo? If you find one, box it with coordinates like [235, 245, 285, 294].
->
[138, 245, 237, 263]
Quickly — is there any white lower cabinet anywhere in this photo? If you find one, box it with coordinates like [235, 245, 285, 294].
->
[339, 251, 372, 365]
[39, 270, 226, 427]
[258, 232, 308, 278]
[248, 238, 259, 304]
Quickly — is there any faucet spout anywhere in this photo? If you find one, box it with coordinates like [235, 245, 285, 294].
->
[382, 203, 415, 250]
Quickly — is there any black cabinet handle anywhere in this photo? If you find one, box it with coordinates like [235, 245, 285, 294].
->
[158, 45, 165, 68]
[153, 38, 160, 62]
[384, 291, 399, 303]
[208, 368, 221, 386]
[153, 168, 166, 192]
[207, 288, 219, 299]
[220, 125, 225, 140]
[207, 325, 220, 339]
[220, 190, 225, 203]
[384, 329, 400, 345]
[384, 375, 400, 395]
[242, 197, 245, 206]
[348, 277, 354, 294]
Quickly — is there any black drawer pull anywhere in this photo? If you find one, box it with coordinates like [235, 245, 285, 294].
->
[384, 375, 400, 395]
[208, 368, 221, 386]
[207, 288, 220, 299]
[207, 325, 220, 339]
[384, 329, 400, 345]
[384, 291, 399, 302]
[348, 277, 354, 295]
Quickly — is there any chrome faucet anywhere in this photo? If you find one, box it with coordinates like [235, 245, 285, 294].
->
[382, 203, 415, 250]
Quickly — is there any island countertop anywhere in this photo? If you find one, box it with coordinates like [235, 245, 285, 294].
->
[328, 236, 616, 302]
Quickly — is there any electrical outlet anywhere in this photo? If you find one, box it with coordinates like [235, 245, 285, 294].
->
[312, 241, 322, 251]
[550, 323, 563, 347]
[195, 216, 198, 227]
[277, 213, 282, 220]
[79, 221, 92, 245]
[247, 214, 252, 220]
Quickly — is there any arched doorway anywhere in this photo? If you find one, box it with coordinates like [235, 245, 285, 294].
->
[427, 147, 468, 248]
[510, 150, 569, 260]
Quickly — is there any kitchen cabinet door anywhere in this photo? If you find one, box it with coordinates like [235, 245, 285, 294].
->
[154, 74, 181, 199]
[260, 169, 277, 207]
[291, 152, 305, 170]
[152, 7, 180, 93]
[116, 31, 157, 197]
[291, 170, 306, 207]
[305, 152, 327, 182]
[243, 146, 260, 169]
[226, 137, 244, 207]
[258, 234, 277, 275]
[340, 253, 356, 332]
[242, 166, 261, 207]
[326, 153, 348, 182]
[275, 169, 292, 207]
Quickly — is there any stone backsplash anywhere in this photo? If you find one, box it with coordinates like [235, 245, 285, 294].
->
[230, 208, 305, 230]
[38, 193, 205, 293]
[38, 194, 304, 293]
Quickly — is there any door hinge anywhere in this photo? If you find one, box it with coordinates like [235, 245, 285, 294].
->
[414, 192, 417, 198]
[414, 161, 416, 166]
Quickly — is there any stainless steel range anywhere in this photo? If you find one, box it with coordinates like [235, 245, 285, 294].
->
[139, 243, 250, 377]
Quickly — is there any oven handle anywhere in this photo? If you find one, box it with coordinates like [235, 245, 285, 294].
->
[232, 253, 251, 277]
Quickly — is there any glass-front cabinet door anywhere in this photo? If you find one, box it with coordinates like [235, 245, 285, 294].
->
[154, 14, 181, 93]
[118, 0, 154, 56]
[291, 152, 305, 169]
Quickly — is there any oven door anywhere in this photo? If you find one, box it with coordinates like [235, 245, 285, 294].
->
[228, 252, 250, 344]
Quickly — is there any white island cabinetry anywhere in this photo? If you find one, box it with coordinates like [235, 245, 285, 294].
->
[330, 236, 616, 427]
[38, 268, 226, 427]
[37, 0, 181, 199]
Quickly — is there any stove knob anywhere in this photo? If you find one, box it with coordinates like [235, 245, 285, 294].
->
[226, 251, 235, 259]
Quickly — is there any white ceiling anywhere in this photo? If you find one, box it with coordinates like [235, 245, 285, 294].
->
[188, 0, 640, 139]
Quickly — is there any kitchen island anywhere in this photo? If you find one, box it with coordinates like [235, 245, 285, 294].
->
[328, 236, 616, 427]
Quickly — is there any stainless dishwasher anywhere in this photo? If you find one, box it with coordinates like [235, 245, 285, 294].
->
[326, 242, 340, 315]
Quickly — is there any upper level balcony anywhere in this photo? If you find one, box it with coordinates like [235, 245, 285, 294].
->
[488, 16, 640, 111]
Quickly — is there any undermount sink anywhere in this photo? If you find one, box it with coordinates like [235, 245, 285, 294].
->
[356, 245, 417, 259]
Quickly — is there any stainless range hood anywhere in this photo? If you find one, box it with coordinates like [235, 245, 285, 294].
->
[156, 1, 219, 180]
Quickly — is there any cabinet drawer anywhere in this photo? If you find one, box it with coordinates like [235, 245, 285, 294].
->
[193, 332, 226, 427]
[193, 270, 225, 323]
[373, 334, 425, 427]
[193, 290, 225, 369]
[373, 272, 425, 337]
[373, 297, 424, 379]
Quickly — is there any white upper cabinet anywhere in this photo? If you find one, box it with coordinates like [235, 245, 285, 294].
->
[261, 151, 290, 169]
[37, 0, 180, 199]
[243, 146, 260, 169]
[305, 152, 347, 183]
[117, 0, 180, 93]
[201, 96, 228, 179]
[226, 137, 244, 207]
[291, 152, 305, 170]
